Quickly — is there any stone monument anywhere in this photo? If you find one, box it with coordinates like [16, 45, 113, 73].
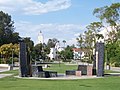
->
[19, 41, 28, 77]
[95, 42, 104, 77]
[19, 41, 32, 77]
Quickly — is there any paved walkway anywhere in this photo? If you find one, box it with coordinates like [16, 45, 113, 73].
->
[0, 67, 10, 72]
[110, 67, 120, 72]
[0, 74, 13, 78]
[0, 67, 18, 78]
[16, 74, 99, 80]
[0, 67, 18, 72]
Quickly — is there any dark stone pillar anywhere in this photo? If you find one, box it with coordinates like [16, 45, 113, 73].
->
[19, 42, 28, 77]
[26, 46, 32, 77]
[96, 42, 104, 77]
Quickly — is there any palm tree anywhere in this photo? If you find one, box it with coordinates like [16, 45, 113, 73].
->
[63, 40, 66, 48]
[76, 34, 84, 48]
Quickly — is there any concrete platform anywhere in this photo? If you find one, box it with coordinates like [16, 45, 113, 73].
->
[15, 74, 99, 80]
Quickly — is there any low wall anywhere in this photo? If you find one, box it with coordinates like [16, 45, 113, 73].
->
[0, 64, 12, 70]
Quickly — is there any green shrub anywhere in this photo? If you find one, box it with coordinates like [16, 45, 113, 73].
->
[114, 62, 120, 67]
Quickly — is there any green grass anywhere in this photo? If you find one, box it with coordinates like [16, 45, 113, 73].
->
[0, 63, 120, 90]
[45, 63, 120, 74]
[44, 63, 77, 73]
[0, 76, 120, 90]
[104, 70, 120, 73]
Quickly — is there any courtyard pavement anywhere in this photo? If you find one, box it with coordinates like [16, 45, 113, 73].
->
[16, 74, 99, 80]
[0, 67, 19, 78]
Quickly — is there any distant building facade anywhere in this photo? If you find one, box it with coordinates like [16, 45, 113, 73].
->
[48, 48, 57, 60]
[48, 42, 65, 60]
[37, 31, 65, 60]
[72, 48, 89, 60]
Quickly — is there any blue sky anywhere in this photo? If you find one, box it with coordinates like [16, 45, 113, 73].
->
[0, 0, 120, 46]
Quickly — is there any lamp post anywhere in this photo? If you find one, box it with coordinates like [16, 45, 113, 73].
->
[1, 52, 4, 63]
[12, 49, 14, 67]
[0, 53, 2, 63]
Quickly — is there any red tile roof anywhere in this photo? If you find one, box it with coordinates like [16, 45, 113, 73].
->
[72, 48, 89, 52]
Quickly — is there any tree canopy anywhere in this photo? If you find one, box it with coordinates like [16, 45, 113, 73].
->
[0, 43, 19, 64]
[76, 3, 120, 66]
[47, 38, 59, 48]
[0, 11, 20, 46]
[59, 45, 73, 62]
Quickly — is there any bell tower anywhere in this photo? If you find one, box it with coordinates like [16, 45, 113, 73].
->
[38, 31, 44, 44]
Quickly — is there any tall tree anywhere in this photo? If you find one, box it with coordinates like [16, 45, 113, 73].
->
[60, 45, 73, 62]
[93, 3, 120, 43]
[76, 34, 84, 48]
[33, 43, 50, 61]
[84, 30, 94, 62]
[0, 11, 20, 46]
[93, 3, 120, 67]
[32, 43, 42, 62]
[62, 40, 66, 48]
[47, 38, 58, 48]
[23, 37, 34, 52]
[86, 22, 104, 43]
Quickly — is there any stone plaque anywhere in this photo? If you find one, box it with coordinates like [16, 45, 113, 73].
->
[77, 65, 87, 75]
[78, 65, 93, 76]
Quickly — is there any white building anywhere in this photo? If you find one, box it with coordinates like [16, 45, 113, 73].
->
[37, 31, 65, 60]
[48, 42, 64, 60]
[57, 47, 64, 52]
[48, 48, 57, 60]
[38, 31, 44, 44]
[72, 48, 89, 60]
[55, 42, 64, 52]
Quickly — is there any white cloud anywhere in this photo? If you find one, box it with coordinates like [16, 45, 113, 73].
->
[0, 0, 71, 15]
[74, 33, 80, 37]
[15, 21, 84, 45]
[67, 38, 77, 46]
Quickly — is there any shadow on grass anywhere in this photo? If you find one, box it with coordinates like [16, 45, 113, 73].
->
[79, 84, 92, 87]
[104, 73, 120, 77]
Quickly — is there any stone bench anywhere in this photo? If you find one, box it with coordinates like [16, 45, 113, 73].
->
[66, 65, 93, 76]
[32, 65, 57, 78]
[37, 71, 57, 78]
[66, 70, 76, 75]
[48, 71, 57, 77]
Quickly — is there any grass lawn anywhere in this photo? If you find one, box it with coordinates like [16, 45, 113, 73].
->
[0, 63, 120, 90]
[44, 63, 78, 73]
